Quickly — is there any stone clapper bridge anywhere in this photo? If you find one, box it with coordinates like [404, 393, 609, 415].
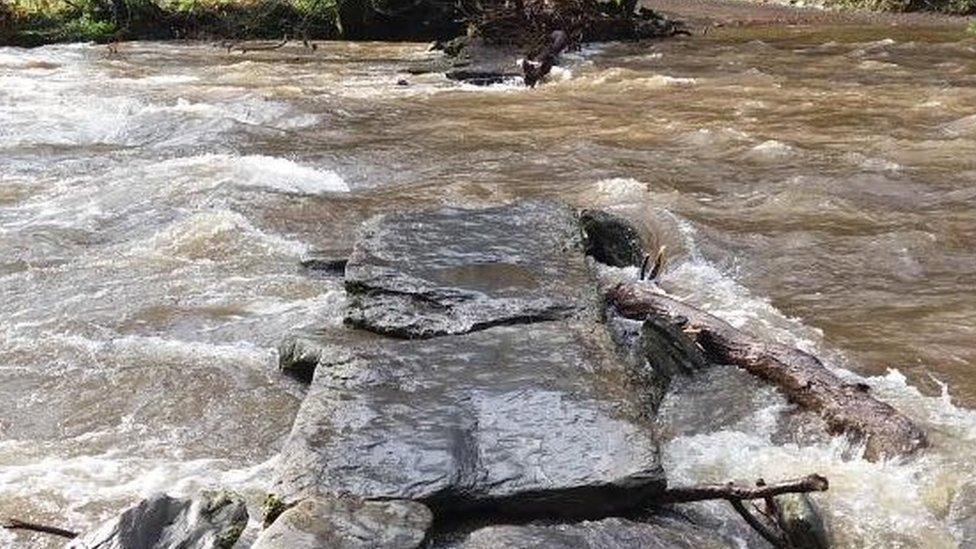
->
[264, 201, 852, 548]
[37, 201, 924, 548]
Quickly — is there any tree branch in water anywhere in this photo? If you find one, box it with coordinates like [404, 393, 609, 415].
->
[607, 282, 927, 461]
[2, 518, 78, 539]
[657, 475, 828, 548]
[657, 474, 828, 504]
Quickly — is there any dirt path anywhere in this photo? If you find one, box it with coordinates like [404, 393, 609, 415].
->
[643, 0, 972, 29]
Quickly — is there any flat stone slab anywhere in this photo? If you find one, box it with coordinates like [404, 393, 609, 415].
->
[276, 320, 664, 519]
[252, 497, 431, 549]
[448, 516, 734, 548]
[343, 202, 597, 338]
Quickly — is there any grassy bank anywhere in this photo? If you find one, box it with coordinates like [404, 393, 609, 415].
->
[0, 0, 460, 46]
[2, 0, 973, 47]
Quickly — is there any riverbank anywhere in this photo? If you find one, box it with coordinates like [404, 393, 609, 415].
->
[0, 0, 682, 48]
[3, 0, 974, 47]
[3, 26, 976, 546]
[644, 0, 974, 30]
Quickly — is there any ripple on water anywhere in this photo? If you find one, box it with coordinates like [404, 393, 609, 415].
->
[652, 237, 976, 548]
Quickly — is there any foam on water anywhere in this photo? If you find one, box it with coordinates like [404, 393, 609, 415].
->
[0, 448, 278, 544]
[651, 213, 976, 547]
[943, 113, 976, 136]
[582, 67, 697, 89]
[743, 139, 799, 162]
[0, 44, 318, 149]
[152, 211, 306, 261]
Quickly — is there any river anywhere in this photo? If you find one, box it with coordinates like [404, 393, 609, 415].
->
[1, 24, 975, 548]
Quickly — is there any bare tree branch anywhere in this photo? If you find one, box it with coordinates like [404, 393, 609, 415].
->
[608, 282, 927, 461]
[2, 518, 78, 539]
[656, 474, 828, 504]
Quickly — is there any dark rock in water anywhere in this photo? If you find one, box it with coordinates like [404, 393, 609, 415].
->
[252, 496, 431, 549]
[344, 202, 597, 338]
[275, 321, 665, 519]
[443, 69, 520, 86]
[300, 252, 348, 278]
[443, 40, 522, 86]
[636, 314, 711, 411]
[579, 209, 647, 268]
[604, 307, 710, 414]
[447, 515, 734, 548]
[278, 334, 354, 384]
[67, 491, 247, 549]
[776, 493, 830, 549]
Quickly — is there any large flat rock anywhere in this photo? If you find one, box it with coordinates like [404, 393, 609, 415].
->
[343, 202, 598, 338]
[276, 320, 664, 519]
[448, 516, 734, 548]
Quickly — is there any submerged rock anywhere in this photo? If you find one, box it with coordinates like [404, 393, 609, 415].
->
[776, 493, 829, 549]
[443, 39, 523, 85]
[343, 202, 597, 338]
[448, 515, 733, 548]
[275, 321, 665, 519]
[67, 492, 247, 549]
[252, 496, 431, 549]
[299, 252, 348, 277]
[579, 209, 647, 268]
[950, 480, 976, 547]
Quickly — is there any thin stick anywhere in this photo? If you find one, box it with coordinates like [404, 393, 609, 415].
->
[730, 499, 788, 548]
[639, 254, 651, 280]
[647, 245, 667, 280]
[657, 474, 828, 504]
[236, 35, 290, 53]
[2, 518, 78, 539]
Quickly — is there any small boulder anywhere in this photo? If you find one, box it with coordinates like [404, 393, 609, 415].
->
[776, 493, 829, 549]
[442, 39, 522, 86]
[343, 202, 598, 338]
[579, 210, 646, 269]
[67, 491, 247, 549]
[252, 497, 431, 549]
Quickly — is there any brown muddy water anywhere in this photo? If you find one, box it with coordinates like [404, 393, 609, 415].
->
[1, 25, 975, 548]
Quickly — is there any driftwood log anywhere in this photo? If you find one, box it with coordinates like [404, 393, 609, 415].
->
[608, 282, 927, 461]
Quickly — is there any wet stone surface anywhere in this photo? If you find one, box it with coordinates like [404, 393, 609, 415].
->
[343, 202, 598, 338]
[275, 321, 665, 519]
[252, 496, 432, 549]
[441, 515, 734, 548]
[272, 201, 687, 544]
[67, 492, 248, 549]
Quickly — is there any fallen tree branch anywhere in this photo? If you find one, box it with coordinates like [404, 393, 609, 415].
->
[657, 475, 827, 548]
[2, 518, 78, 539]
[608, 282, 927, 461]
[657, 474, 828, 504]
[232, 35, 290, 54]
